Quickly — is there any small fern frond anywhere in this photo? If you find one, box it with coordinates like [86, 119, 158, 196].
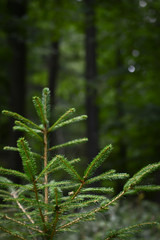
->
[49, 138, 88, 151]
[84, 144, 113, 180]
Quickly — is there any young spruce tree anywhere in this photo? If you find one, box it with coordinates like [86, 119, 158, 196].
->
[0, 88, 160, 240]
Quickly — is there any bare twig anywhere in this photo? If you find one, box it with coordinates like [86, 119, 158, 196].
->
[11, 191, 34, 224]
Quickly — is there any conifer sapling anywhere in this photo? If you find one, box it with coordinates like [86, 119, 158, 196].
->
[0, 88, 160, 240]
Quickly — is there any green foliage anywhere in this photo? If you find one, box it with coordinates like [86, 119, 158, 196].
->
[0, 167, 28, 181]
[104, 222, 159, 240]
[49, 138, 88, 151]
[124, 162, 160, 192]
[0, 88, 160, 240]
[84, 144, 113, 179]
[48, 114, 87, 132]
[17, 138, 37, 181]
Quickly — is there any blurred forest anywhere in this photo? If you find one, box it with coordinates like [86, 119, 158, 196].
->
[0, 0, 160, 197]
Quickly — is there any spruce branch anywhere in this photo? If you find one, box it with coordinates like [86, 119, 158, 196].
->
[124, 162, 160, 191]
[14, 121, 43, 141]
[32, 180, 47, 233]
[70, 178, 88, 200]
[49, 138, 88, 151]
[85, 170, 129, 185]
[50, 188, 61, 239]
[58, 155, 82, 181]
[50, 209, 59, 239]
[11, 191, 35, 224]
[83, 144, 113, 180]
[48, 115, 87, 132]
[104, 222, 158, 240]
[3, 146, 19, 151]
[17, 137, 47, 231]
[48, 108, 76, 132]
[59, 190, 126, 230]
[2, 110, 42, 130]
[48, 158, 80, 174]
[134, 185, 160, 192]
[0, 178, 27, 189]
[17, 138, 37, 180]
[0, 167, 29, 181]
[42, 87, 50, 122]
[4, 146, 42, 159]
[33, 96, 46, 125]
[125, 185, 160, 195]
[81, 187, 114, 194]
[0, 225, 27, 240]
[35, 155, 59, 182]
[3, 215, 42, 236]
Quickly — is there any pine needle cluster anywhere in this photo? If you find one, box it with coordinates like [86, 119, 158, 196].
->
[0, 88, 160, 240]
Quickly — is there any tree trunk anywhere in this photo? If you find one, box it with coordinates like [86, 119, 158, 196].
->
[48, 41, 60, 148]
[115, 49, 127, 172]
[48, 41, 60, 109]
[7, 0, 27, 174]
[84, 0, 99, 162]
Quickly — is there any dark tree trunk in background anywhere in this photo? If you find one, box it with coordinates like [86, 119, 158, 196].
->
[115, 49, 127, 173]
[84, 0, 99, 162]
[7, 0, 27, 174]
[49, 41, 60, 109]
[48, 41, 60, 148]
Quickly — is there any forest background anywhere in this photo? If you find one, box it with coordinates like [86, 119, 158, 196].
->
[0, 0, 160, 202]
